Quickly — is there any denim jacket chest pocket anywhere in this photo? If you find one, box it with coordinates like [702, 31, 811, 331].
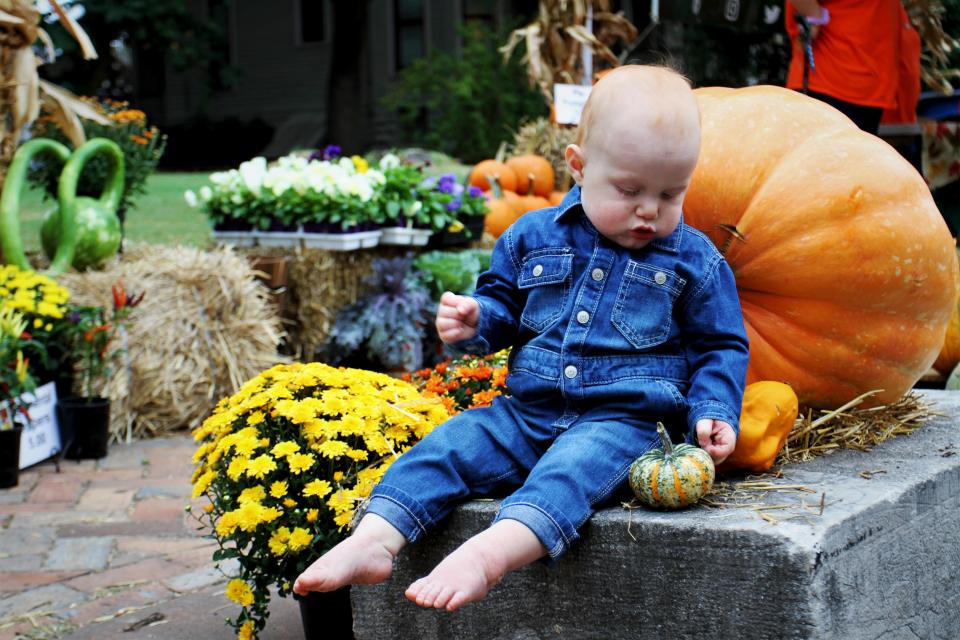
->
[611, 261, 687, 349]
[518, 250, 573, 332]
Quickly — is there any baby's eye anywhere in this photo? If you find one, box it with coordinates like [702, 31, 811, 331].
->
[661, 191, 682, 201]
[616, 186, 639, 196]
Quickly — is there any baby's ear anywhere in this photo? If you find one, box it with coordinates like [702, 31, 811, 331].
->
[564, 144, 586, 184]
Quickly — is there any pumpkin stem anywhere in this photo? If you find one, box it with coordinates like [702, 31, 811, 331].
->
[526, 172, 537, 196]
[716, 223, 746, 256]
[487, 174, 503, 199]
[655, 421, 674, 457]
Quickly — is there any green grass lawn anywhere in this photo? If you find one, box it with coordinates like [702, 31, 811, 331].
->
[18, 172, 213, 254]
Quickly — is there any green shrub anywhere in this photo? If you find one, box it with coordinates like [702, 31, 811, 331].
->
[383, 24, 547, 164]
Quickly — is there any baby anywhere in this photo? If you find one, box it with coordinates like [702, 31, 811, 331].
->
[294, 64, 749, 611]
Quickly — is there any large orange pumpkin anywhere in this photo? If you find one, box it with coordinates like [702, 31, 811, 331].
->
[932, 249, 960, 375]
[686, 86, 958, 409]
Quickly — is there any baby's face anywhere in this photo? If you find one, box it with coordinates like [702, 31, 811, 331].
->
[572, 121, 700, 251]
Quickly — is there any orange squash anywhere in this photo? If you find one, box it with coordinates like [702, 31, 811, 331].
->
[548, 190, 566, 206]
[484, 196, 521, 238]
[932, 249, 960, 375]
[469, 160, 518, 193]
[718, 381, 799, 474]
[506, 155, 555, 197]
[686, 86, 958, 409]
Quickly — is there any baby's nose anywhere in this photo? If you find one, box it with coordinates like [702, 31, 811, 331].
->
[635, 199, 658, 219]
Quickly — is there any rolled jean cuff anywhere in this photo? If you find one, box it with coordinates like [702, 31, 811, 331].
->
[365, 484, 434, 543]
[493, 497, 579, 560]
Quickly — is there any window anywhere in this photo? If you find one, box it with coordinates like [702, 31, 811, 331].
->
[395, 0, 424, 70]
[297, 0, 326, 44]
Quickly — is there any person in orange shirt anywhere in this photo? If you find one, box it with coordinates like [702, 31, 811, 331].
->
[785, 0, 914, 134]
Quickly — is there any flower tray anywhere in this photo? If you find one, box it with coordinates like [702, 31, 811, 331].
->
[302, 230, 382, 251]
[256, 230, 302, 248]
[212, 230, 257, 247]
[380, 227, 433, 246]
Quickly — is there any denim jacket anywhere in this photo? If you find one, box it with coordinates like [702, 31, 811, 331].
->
[454, 186, 749, 437]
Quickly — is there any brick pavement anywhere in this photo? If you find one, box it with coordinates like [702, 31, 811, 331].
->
[0, 434, 302, 640]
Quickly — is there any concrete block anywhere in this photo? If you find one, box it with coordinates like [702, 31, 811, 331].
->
[351, 390, 960, 640]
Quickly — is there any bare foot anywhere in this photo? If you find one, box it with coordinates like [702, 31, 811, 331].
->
[293, 514, 406, 595]
[405, 537, 503, 611]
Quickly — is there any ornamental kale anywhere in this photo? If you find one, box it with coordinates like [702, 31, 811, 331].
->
[324, 256, 437, 372]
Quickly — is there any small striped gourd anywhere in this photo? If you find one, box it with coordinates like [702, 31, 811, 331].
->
[629, 422, 715, 509]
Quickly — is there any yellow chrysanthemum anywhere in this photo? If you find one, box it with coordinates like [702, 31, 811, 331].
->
[269, 480, 288, 499]
[238, 486, 266, 505]
[238, 621, 255, 640]
[225, 579, 255, 606]
[287, 452, 316, 474]
[288, 527, 313, 551]
[192, 470, 216, 498]
[245, 454, 277, 479]
[303, 479, 331, 499]
[282, 498, 297, 508]
[268, 527, 291, 555]
[306, 509, 319, 523]
[271, 441, 300, 458]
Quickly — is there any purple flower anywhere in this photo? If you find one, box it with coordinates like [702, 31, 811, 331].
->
[446, 198, 462, 212]
[437, 174, 458, 195]
[310, 144, 342, 162]
[467, 185, 483, 198]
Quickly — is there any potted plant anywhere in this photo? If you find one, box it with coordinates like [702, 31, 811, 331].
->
[29, 97, 167, 238]
[0, 307, 42, 488]
[58, 281, 143, 459]
[323, 256, 438, 373]
[417, 173, 489, 248]
[190, 361, 449, 639]
[0, 265, 73, 400]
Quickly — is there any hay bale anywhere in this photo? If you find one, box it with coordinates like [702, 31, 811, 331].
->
[240, 245, 411, 358]
[58, 243, 286, 441]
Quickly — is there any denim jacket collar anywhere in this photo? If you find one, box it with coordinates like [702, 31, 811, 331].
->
[553, 185, 683, 254]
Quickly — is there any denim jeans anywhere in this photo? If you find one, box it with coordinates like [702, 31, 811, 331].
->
[366, 395, 680, 559]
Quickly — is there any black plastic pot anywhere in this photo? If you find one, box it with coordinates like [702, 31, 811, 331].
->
[57, 396, 110, 460]
[297, 587, 354, 640]
[0, 426, 23, 488]
[426, 215, 485, 249]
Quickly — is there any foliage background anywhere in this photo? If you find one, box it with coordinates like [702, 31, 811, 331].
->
[383, 24, 547, 164]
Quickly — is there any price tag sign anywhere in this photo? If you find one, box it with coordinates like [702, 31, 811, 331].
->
[553, 83, 592, 126]
[14, 382, 61, 469]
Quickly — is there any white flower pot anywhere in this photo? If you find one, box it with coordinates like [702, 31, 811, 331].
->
[213, 230, 257, 247]
[379, 227, 433, 246]
[301, 230, 382, 251]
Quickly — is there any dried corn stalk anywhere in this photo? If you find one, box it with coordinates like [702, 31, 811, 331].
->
[902, 0, 960, 95]
[0, 0, 108, 187]
[501, 0, 638, 106]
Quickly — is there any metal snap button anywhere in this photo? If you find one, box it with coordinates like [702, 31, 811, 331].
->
[564, 365, 578, 379]
[576, 310, 590, 324]
[654, 271, 667, 285]
[532, 264, 544, 277]
[591, 268, 604, 281]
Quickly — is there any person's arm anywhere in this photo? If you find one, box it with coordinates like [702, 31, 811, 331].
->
[447, 227, 524, 355]
[788, 0, 829, 38]
[679, 253, 750, 440]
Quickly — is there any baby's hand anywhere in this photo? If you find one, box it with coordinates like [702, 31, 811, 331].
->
[435, 292, 479, 344]
[695, 419, 736, 465]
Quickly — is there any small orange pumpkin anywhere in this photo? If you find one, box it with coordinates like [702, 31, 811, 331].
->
[933, 249, 960, 375]
[548, 190, 566, 206]
[469, 160, 518, 193]
[506, 155, 555, 197]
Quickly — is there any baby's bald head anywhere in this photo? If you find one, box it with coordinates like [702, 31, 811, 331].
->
[576, 65, 701, 152]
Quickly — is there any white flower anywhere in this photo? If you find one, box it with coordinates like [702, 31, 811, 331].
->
[379, 153, 400, 170]
[239, 157, 268, 196]
[183, 190, 198, 207]
[199, 186, 213, 202]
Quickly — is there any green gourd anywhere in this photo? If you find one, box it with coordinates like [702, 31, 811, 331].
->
[0, 137, 124, 275]
[629, 422, 715, 509]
